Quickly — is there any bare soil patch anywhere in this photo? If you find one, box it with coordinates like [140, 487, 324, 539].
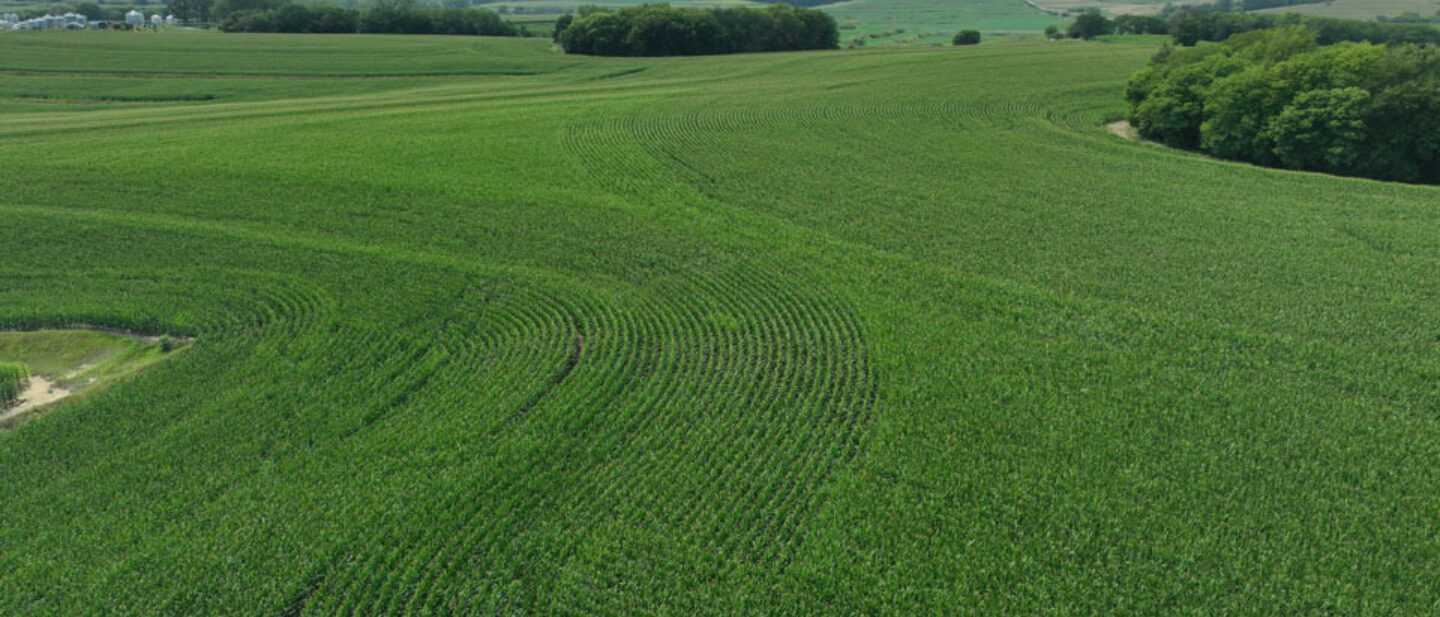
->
[1107, 120, 1137, 140]
[0, 376, 72, 423]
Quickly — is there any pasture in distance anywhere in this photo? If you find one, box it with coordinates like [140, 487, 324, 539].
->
[1252, 0, 1440, 19]
[1, 29, 1439, 615]
[823, 0, 1065, 44]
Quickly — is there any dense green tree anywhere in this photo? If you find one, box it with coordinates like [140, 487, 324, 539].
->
[212, 0, 282, 20]
[271, 3, 315, 32]
[310, 5, 358, 32]
[1067, 11, 1113, 40]
[624, 8, 726, 55]
[1128, 27, 1440, 184]
[1167, 9, 1440, 47]
[1377, 11, 1440, 24]
[559, 11, 625, 54]
[218, 0, 506, 35]
[1114, 14, 1168, 35]
[1267, 87, 1371, 173]
[166, 0, 214, 22]
[359, 0, 432, 34]
[953, 29, 980, 45]
[1168, 8, 1210, 46]
[73, 1, 104, 19]
[553, 13, 572, 42]
[221, 8, 273, 30]
[1128, 46, 1242, 147]
[559, 4, 837, 57]
[429, 7, 513, 35]
[1349, 44, 1440, 182]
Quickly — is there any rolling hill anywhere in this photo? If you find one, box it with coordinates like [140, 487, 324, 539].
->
[1, 31, 1437, 614]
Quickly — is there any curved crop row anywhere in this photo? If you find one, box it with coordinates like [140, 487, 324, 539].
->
[247, 256, 879, 614]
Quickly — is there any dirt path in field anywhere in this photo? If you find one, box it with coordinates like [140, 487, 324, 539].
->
[0, 376, 73, 423]
[1107, 120, 1136, 140]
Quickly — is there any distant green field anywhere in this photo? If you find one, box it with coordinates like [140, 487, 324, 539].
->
[0, 72, 488, 112]
[0, 31, 611, 111]
[826, 0, 1066, 43]
[0, 31, 582, 75]
[3, 30, 1439, 615]
[1254, 0, 1440, 19]
[1033, 0, 1175, 16]
[486, 0, 1065, 45]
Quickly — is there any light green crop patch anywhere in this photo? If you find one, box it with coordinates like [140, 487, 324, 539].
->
[0, 362, 27, 406]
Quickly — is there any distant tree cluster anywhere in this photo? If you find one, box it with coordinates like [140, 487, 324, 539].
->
[361, 0, 515, 35]
[1158, 0, 1326, 17]
[1060, 6, 1440, 47]
[166, 0, 215, 23]
[952, 29, 980, 45]
[1067, 10, 1114, 39]
[1113, 14, 1169, 35]
[1127, 27, 1440, 184]
[218, 0, 517, 35]
[220, 2, 358, 33]
[1376, 10, 1440, 24]
[1168, 9, 1440, 46]
[555, 4, 839, 56]
[1064, 10, 1172, 40]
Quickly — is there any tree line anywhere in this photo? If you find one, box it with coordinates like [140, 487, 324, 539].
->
[1051, 6, 1440, 46]
[1044, 11, 1169, 40]
[1376, 11, 1440, 24]
[1168, 10, 1440, 46]
[1126, 27, 1440, 184]
[215, 0, 518, 35]
[555, 4, 838, 57]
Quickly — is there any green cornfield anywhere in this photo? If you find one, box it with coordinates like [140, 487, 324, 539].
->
[1, 30, 1438, 615]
